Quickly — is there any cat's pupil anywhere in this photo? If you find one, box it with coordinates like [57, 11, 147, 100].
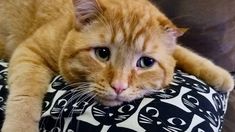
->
[137, 57, 155, 68]
[95, 47, 110, 61]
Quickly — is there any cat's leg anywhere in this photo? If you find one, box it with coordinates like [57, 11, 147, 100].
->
[0, 39, 4, 58]
[173, 45, 234, 92]
[1, 45, 53, 132]
[0, 33, 5, 58]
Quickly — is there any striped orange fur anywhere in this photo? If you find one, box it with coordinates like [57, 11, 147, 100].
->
[0, 0, 233, 131]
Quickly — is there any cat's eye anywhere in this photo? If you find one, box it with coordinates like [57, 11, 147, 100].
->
[137, 57, 155, 68]
[94, 47, 110, 62]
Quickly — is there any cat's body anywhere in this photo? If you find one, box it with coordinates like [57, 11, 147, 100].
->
[0, 0, 234, 131]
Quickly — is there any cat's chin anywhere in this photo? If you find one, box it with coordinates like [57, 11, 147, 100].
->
[96, 95, 143, 107]
[98, 99, 124, 107]
[95, 90, 151, 107]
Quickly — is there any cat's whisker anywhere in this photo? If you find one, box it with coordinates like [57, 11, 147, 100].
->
[73, 93, 96, 132]
[60, 82, 92, 90]
[68, 92, 95, 117]
[53, 85, 94, 127]
[79, 94, 96, 115]
[54, 86, 88, 104]
[59, 84, 79, 91]
[72, 87, 90, 94]
[66, 87, 95, 110]
[66, 90, 92, 107]
[53, 93, 84, 128]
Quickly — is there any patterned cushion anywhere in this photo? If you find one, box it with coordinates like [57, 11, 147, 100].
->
[0, 62, 229, 132]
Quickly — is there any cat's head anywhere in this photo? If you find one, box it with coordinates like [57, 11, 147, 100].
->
[59, 0, 184, 106]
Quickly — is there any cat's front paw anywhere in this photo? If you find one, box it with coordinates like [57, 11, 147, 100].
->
[201, 67, 234, 92]
[1, 121, 39, 132]
[2, 98, 41, 132]
[218, 71, 234, 92]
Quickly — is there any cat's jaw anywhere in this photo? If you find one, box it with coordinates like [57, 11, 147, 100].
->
[95, 88, 153, 106]
[94, 90, 128, 106]
[97, 98, 124, 107]
[94, 91, 123, 106]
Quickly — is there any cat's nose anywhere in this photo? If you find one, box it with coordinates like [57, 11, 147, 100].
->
[111, 81, 128, 94]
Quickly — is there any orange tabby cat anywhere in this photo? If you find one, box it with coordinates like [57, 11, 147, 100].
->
[0, 0, 234, 131]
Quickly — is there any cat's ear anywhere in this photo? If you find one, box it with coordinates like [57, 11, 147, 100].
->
[158, 17, 187, 38]
[73, 0, 104, 29]
[164, 26, 188, 38]
[163, 26, 188, 52]
[158, 17, 188, 52]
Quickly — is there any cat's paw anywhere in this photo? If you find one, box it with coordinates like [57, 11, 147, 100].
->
[217, 71, 234, 92]
[1, 121, 39, 132]
[2, 94, 42, 132]
[201, 67, 234, 92]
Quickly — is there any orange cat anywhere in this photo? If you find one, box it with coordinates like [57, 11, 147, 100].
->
[0, 0, 234, 131]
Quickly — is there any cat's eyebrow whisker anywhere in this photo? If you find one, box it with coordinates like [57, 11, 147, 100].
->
[92, 8, 116, 37]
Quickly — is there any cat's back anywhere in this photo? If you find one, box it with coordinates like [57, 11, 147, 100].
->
[0, 0, 73, 58]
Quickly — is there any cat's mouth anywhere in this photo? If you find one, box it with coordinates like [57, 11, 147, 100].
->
[94, 88, 149, 106]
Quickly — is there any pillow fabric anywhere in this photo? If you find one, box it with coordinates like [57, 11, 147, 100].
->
[223, 73, 235, 132]
[151, 1, 235, 131]
[152, 0, 235, 72]
[0, 62, 229, 132]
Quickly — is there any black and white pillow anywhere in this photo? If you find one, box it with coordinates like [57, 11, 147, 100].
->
[0, 61, 229, 132]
